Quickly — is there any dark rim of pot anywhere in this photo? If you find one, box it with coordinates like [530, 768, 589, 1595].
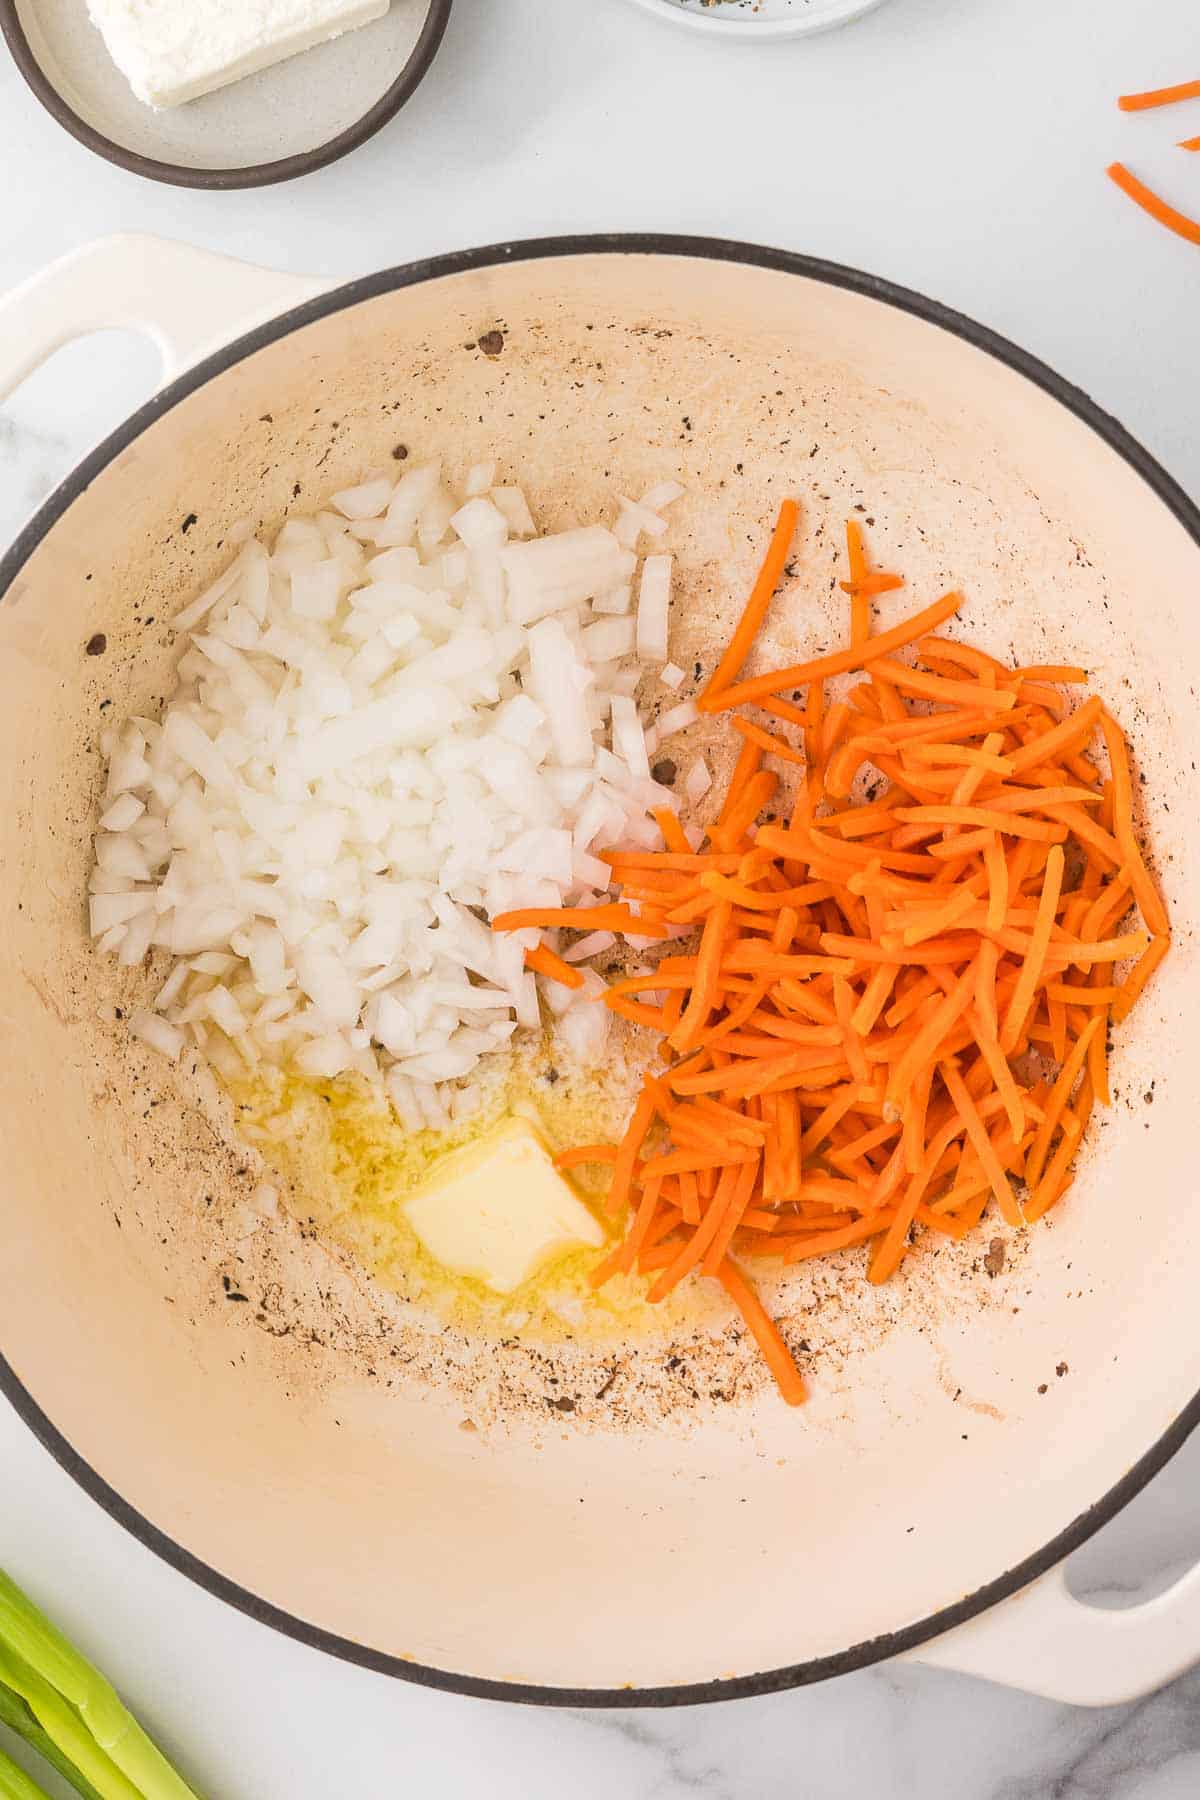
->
[0, 0, 451, 190]
[2, 234, 1199, 1707]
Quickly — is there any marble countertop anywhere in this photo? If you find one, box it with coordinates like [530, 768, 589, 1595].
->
[3, 0, 1200, 1794]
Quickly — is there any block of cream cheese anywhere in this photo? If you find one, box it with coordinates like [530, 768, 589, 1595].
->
[402, 1116, 605, 1296]
[86, 0, 390, 111]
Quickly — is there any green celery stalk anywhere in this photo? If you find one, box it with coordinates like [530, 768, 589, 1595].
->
[0, 1741, 53, 1800]
[0, 1682, 105, 1800]
[0, 1645, 138, 1800]
[0, 1572, 200, 1800]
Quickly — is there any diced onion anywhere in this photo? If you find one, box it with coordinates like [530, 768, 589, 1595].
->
[90, 459, 694, 1110]
[635, 554, 672, 664]
[685, 758, 713, 803]
[656, 700, 699, 738]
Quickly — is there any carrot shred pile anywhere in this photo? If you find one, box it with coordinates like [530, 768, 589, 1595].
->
[495, 509, 1171, 1405]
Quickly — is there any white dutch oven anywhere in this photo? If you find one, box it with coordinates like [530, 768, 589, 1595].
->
[1, 234, 1199, 1708]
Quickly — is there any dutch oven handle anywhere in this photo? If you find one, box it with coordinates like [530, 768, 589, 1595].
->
[904, 1557, 1200, 1705]
[0, 233, 327, 398]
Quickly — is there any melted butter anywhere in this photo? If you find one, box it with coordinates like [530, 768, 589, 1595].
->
[229, 1029, 715, 1345]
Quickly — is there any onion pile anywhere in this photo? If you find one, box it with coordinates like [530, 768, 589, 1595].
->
[89, 461, 699, 1127]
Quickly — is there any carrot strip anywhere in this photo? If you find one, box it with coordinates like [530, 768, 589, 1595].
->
[703, 1157, 762, 1275]
[647, 1163, 739, 1300]
[495, 904, 654, 934]
[1024, 1118, 1084, 1225]
[1112, 934, 1171, 1022]
[717, 1260, 807, 1405]
[671, 901, 733, 1051]
[731, 715, 806, 765]
[1024, 1017, 1103, 1193]
[940, 1058, 1022, 1225]
[1000, 845, 1065, 1054]
[1098, 710, 1170, 937]
[871, 658, 1017, 713]
[843, 519, 870, 647]
[783, 1214, 894, 1263]
[617, 1175, 667, 1276]
[709, 770, 778, 851]
[718, 738, 763, 831]
[607, 1078, 661, 1218]
[701, 499, 800, 702]
[885, 966, 976, 1112]
[1086, 963, 1111, 1108]
[968, 1011, 1024, 1142]
[698, 591, 965, 713]
[903, 1066, 933, 1176]
[1106, 162, 1200, 247]
[1118, 78, 1200, 111]
[892, 805, 1073, 841]
[605, 995, 671, 1030]
[760, 694, 809, 729]
[851, 962, 898, 1036]
[640, 1147, 759, 1178]
[654, 807, 692, 855]
[525, 944, 585, 989]
[601, 850, 744, 872]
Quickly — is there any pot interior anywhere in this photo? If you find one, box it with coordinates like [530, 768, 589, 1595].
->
[1, 247, 1197, 1693]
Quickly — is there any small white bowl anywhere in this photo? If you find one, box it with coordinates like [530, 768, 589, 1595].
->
[620, 0, 889, 37]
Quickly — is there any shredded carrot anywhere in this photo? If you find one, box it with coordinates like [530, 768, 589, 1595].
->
[1181, 134, 1200, 152]
[1112, 934, 1171, 1023]
[701, 499, 800, 703]
[654, 807, 692, 855]
[699, 592, 966, 714]
[548, 514, 1170, 1406]
[1097, 710, 1170, 937]
[1024, 1017, 1103, 1194]
[839, 519, 904, 646]
[607, 1078, 660, 1219]
[731, 715, 806, 765]
[524, 943, 585, 989]
[495, 903, 650, 934]
[1107, 162, 1200, 246]
[1000, 845, 1065, 1054]
[717, 1259, 807, 1404]
[1118, 78, 1200, 111]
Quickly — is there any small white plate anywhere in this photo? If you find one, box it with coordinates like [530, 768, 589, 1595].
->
[1, 0, 450, 188]
[620, 0, 890, 37]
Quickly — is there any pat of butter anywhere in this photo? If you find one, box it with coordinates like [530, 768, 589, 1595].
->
[86, 0, 389, 111]
[402, 1117, 605, 1296]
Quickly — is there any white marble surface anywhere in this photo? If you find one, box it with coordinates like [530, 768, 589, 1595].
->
[3, 0, 1200, 1793]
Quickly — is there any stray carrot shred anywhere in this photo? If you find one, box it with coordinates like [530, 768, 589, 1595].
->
[1118, 78, 1200, 112]
[490, 514, 1169, 1406]
[1107, 161, 1200, 247]
[524, 943, 585, 989]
